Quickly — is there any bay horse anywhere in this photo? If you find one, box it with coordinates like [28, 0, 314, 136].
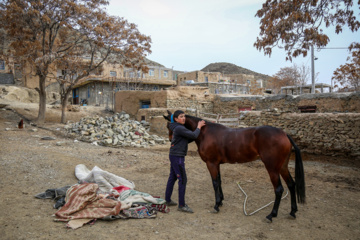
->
[163, 110, 305, 222]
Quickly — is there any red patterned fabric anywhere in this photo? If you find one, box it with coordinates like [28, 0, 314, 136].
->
[55, 183, 121, 222]
[112, 185, 131, 193]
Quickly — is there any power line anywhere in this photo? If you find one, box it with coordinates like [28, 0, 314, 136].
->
[318, 47, 348, 49]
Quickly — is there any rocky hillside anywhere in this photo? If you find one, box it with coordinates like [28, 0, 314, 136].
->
[201, 62, 270, 80]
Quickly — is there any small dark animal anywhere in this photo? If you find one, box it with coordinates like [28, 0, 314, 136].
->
[163, 110, 305, 222]
[18, 119, 24, 129]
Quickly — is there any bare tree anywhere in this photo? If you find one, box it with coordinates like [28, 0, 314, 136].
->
[296, 63, 310, 86]
[0, 0, 151, 123]
[268, 64, 315, 93]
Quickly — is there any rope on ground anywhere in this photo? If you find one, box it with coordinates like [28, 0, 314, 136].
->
[237, 181, 289, 216]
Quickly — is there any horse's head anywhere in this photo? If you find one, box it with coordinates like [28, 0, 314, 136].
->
[163, 110, 173, 142]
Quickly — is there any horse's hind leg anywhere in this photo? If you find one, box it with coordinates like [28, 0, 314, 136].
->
[280, 168, 298, 218]
[266, 173, 284, 222]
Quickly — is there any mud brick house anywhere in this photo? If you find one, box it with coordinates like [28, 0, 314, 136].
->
[3, 55, 177, 106]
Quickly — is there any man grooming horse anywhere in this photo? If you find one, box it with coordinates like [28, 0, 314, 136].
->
[164, 110, 206, 213]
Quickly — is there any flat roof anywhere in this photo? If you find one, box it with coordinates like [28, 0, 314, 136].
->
[281, 83, 331, 90]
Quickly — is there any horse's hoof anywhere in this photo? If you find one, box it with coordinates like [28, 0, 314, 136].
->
[266, 215, 273, 223]
[208, 209, 219, 214]
[210, 206, 220, 213]
[290, 212, 296, 218]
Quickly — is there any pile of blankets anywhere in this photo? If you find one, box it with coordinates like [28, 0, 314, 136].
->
[36, 164, 169, 229]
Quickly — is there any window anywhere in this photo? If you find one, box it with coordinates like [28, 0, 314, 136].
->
[149, 69, 154, 76]
[137, 71, 141, 78]
[163, 70, 168, 78]
[110, 71, 117, 77]
[205, 76, 208, 82]
[129, 72, 134, 78]
[140, 100, 151, 108]
[0, 60, 5, 70]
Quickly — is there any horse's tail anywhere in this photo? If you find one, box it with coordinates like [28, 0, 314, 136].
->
[287, 135, 306, 204]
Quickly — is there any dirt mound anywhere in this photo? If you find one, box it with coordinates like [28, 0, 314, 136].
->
[0, 85, 59, 103]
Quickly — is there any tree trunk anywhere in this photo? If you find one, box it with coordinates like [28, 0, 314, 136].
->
[37, 76, 47, 124]
[60, 91, 70, 124]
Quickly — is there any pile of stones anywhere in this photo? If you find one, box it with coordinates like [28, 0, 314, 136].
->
[64, 111, 167, 148]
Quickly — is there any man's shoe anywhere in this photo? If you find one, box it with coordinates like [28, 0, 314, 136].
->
[177, 204, 194, 213]
[166, 200, 177, 206]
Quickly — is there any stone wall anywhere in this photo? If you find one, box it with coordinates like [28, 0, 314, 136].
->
[166, 99, 213, 113]
[115, 89, 360, 158]
[237, 110, 360, 158]
[143, 107, 360, 158]
[215, 92, 360, 113]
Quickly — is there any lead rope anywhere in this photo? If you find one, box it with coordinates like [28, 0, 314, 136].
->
[236, 182, 289, 216]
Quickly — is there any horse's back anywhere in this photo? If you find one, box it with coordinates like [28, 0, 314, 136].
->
[254, 126, 292, 160]
[200, 126, 259, 163]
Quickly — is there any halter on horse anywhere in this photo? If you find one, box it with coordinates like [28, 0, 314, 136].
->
[164, 110, 305, 222]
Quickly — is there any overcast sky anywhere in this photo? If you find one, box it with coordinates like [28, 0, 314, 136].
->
[107, 0, 360, 87]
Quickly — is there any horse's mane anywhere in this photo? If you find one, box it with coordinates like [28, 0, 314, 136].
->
[185, 114, 209, 123]
[185, 114, 225, 128]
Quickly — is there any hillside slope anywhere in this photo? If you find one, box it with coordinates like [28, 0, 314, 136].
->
[201, 62, 270, 80]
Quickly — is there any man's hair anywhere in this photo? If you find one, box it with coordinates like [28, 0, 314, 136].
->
[173, 110, 185, 119]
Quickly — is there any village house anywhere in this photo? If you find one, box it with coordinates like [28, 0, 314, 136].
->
[72, 62, 177, 107]
[177, 70, 264, 95]
[1, 55, 177, 107]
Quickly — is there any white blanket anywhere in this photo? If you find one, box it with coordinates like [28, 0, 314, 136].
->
[117, 189, 166, 205]
[75, 164, 135, 193]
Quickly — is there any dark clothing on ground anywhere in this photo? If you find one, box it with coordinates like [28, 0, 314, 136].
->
[35, 185, 71, 209]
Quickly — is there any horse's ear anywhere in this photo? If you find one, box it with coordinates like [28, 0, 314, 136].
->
[163, 115, 170, 121]
[167, 110, 172, 115]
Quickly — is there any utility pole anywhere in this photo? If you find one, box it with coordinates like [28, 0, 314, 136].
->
[311, 45, 315, 94]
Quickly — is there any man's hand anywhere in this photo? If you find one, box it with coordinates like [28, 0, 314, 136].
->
[197, 120, 206, 129]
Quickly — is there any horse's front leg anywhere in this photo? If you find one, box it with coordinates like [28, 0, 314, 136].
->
[207, 162, 222, 212]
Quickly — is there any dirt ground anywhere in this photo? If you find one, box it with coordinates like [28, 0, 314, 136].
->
[0, 99, 359, 240]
